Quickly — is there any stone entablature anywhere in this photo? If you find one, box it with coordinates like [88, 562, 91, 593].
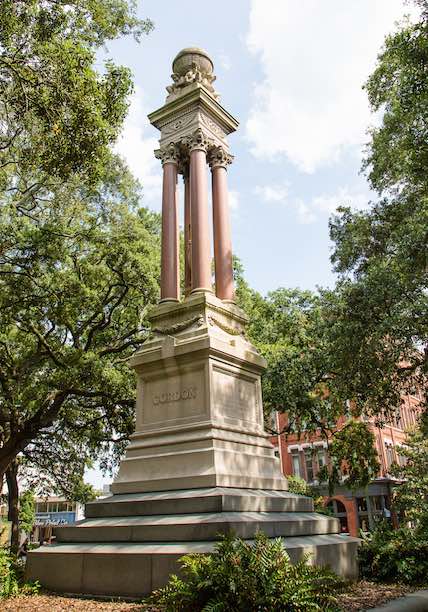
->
[148, 86, 238, 160]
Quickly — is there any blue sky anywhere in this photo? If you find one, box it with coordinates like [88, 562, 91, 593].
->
[87, 0, 415, 488]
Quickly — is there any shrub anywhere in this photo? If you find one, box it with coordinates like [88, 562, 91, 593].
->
[359, 520, 428, 585]
[287, 475, 333, 517]
[149, 532, 345, 611]
[0, 547, 39, 599]
[287, 475, 310, 496]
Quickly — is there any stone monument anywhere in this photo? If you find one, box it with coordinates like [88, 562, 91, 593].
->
[27, 48, 358, 596]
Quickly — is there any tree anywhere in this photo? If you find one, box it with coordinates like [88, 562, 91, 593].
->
[390, 428, 428, 530]
[325, 1, 427, 429]
[236, 287, 343, 437]
[0, 0, 152, 185]
[0, 0, 156, 534]
[0, 157, 161, 486]
[18, 490, 35, 536]
[318, 420, 380, 494]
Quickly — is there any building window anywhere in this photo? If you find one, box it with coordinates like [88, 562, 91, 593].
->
[317, 448, 327, 473]
[291, 452, 301, 478]
[385, 444, 394, 469]
[304, 449, 314, 482]
[356, 497, 368, 512]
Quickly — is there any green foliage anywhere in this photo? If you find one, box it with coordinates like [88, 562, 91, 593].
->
[236, 287, 343, 437]
[390, 429, 428, 530]
[0, 548, 39, 598]
[359, 429, 428, 585]
[68, 480, 97, 505]
[0, 0, 152, 184]
[0, 155, 161, 484]
[0, 0, 156, 489]
[320, 421, 380, 493]
[358, 521, 428, 585]
[149, 532, 345, 612]
[362, 12, 428, 194]
[326, 1, 428, 428]
[287, 475, 311, 496]
[18, 490, 35, 535]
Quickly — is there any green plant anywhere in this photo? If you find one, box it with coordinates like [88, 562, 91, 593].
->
[0, 548, 39, 598]
[287, 475, 311, 496]
[19, 490, 35, 535]
[358, 520, 428, 585]
[149, 532, 345, 611]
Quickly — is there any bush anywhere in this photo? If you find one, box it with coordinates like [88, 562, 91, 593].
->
[287, 475, 310, 496]
[149, 532, 345, 611]
[359, 520, 428, 585]
[0, 547, 39, 599]
[287, 475, 333, 517]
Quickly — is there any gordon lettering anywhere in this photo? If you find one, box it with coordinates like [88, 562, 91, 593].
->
[153, 386, 197, 405]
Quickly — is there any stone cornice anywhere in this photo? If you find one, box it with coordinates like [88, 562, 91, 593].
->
[148, 85, 238, 136]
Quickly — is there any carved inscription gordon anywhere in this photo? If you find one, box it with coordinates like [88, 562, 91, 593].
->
[142, 370, 205, 426]
[153, 387, 197, 405]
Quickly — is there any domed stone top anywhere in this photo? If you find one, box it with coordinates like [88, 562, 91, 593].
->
[166, 47, 219, 101]
[172, 48, 214, 77]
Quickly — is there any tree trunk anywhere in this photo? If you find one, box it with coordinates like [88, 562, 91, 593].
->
[6, 460, 20, 555]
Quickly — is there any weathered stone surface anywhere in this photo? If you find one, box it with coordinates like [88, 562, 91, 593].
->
[112, 293, 289, 495]
[27, 534, 358, 597]
[55, 511, 340, 543]
[85, 487, 314, 518]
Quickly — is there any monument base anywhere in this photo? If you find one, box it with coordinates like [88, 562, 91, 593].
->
[27, 487, 359, 596]
[27, 294, 359, 594]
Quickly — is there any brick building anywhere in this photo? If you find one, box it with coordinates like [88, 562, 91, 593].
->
[272, 391, 422, 537]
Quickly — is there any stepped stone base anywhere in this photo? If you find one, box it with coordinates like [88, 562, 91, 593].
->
[27, 296, 359, 596]
[27, 487, 359, 596]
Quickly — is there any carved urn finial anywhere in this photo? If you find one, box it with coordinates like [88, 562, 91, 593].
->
[166, 47, 219, 101]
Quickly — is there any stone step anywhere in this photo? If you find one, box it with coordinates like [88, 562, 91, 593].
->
[85, 487, 313, 518]
[55, 511, 340, 543]
[26, 534, 359, 596]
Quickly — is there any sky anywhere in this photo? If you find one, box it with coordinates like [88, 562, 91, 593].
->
[86, 0, 416, 489]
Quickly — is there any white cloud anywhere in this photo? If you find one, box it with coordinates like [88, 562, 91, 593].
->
[114, 86, 162, 207]
[256, 183, 369, 223]
[254, 183, 289, 202]
[295, 199, 317, 224]
[311, 187, 369, 215]
[246, 1, 418, 173]
[229, 189, 240, 211]
[219, 53, 232, 71]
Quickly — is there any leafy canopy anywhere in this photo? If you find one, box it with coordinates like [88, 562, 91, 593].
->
[0, 0, 157, 493]
[0, 157, 161, 483]
[0, 1, 152, 185]
[326, 1, 427, 428]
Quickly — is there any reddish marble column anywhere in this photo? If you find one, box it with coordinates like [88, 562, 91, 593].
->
[183, 172, 192, 296]
[160, 160, 180, 302]
[190, 148, 212, 293]
[210, 149, 234, 301]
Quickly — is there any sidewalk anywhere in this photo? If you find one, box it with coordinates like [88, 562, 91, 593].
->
[368, 589, 428, 611]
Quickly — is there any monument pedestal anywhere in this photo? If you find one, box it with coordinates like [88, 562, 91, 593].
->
[112, 293, 288, 494]
[27, 294, 359, 596]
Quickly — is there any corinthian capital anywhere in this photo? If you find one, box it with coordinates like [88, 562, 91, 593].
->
[154, 142, 180, 165]
[208, 146, 234, 169]
[182, 128, 213, 153]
